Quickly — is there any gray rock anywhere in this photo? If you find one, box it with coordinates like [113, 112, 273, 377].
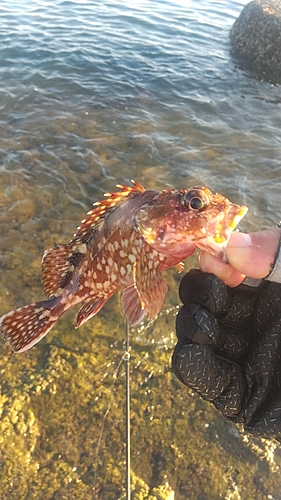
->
[230, 0, 281, 82]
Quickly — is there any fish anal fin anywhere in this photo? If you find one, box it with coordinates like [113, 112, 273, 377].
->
[75, 295, 112, 328]
[121, 285, 146, 326]
[41, 244, 85, 297]
[135, 249, 168, 321]
[73, 180, 145, 243]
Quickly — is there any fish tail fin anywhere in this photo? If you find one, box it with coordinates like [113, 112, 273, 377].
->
[0, 297, 59, 353]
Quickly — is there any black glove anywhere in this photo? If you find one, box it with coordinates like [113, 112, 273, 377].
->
[172, 268, 281, 440]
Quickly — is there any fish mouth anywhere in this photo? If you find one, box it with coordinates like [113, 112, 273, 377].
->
[213, 204, 248, 244]
[195, 203, 248, 261]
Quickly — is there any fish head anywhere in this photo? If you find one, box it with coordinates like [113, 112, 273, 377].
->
[136, 186, 248, 261]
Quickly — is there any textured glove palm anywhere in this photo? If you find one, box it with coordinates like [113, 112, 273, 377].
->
[173, 269, 281, 440]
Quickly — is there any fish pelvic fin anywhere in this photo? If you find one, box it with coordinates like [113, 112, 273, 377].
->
[73, 180, 145, 244]
[121, 285, 146, 326]
[42, 244, 86, 297]
[0, 297, 59, 353]
[75, 295, 113, 329]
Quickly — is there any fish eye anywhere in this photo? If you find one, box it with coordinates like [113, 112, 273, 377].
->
[190, 197, 204, 210]
[184, 187, 211, 211]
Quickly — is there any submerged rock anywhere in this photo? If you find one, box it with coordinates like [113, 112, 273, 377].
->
[230, 0, 281, 82]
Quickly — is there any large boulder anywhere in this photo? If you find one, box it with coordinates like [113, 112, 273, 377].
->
[230, 0, 281, 82]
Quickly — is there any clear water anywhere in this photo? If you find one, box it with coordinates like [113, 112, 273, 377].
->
[1, 0, 281, 498]
[1, 0, 281, 294]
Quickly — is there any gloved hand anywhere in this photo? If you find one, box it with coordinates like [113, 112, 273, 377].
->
[172, 268, 281, 440]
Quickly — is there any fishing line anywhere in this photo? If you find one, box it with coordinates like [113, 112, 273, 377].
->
[93, 321, 131, 499]
[124, 320, 131, 500]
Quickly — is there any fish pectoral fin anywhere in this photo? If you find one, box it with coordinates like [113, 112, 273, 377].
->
[75, 296, 111, 328]
[121, 285, 146, 326]
[135, 258, 168, 321]
[42, 244, 85, 297]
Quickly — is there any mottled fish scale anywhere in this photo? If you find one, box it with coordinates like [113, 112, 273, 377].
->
[78, 228, 144, 295]
[0, 181, 248, 352]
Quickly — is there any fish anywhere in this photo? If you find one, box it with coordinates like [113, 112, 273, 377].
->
[0, 180, 247, 353]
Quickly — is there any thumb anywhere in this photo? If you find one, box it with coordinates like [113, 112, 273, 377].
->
[199, 228, 281, 286]
[226, 229, 281, 279]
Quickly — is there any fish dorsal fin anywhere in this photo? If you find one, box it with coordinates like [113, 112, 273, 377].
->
[41, 181, 145, 296]
[73, 180, 145, 244]
[41, 243, 86, 297]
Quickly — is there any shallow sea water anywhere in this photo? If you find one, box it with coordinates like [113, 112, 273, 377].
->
[1, 0, 281, 498]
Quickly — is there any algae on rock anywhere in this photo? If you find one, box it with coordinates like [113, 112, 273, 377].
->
[0, 310, 281, 499]
[230, 0, 281, 83]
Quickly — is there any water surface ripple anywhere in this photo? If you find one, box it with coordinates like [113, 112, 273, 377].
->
[1, 0, 280, 231]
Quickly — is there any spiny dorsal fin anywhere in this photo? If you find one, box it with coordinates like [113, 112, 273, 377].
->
[41, 243, 86, 297]
[72, 180, 145, 243]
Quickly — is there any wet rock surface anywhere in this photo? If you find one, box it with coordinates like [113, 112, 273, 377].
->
[230, 0, 281, 82]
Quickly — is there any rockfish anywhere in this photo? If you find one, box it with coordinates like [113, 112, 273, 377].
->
[0, 181, 247, 353]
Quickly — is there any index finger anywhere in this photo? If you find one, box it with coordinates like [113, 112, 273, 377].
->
[199, 251, 245, 287]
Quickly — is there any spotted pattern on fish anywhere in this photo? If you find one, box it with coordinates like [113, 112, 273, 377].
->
[0, 181, 248, 352]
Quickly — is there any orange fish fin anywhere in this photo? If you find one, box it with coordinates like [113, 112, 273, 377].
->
[115, 180, 145, 194]
[73, 180, 145, 243]
[75, 296, 111, 328]
[42, 244, 86, 296]
[121, 285, 146, 326]
[0, 297, 58, 353]
[134, 250, 168, 321]
[176, 262, 184, 273]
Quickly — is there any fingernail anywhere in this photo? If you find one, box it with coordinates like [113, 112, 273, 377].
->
[228, 232, 252, 247]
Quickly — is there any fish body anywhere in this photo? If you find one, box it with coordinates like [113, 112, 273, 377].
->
[0, 181, 247, 353]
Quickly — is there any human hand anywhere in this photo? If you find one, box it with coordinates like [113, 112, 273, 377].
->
[173, 229, 281, 440]
[199, 228, 281, 286]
